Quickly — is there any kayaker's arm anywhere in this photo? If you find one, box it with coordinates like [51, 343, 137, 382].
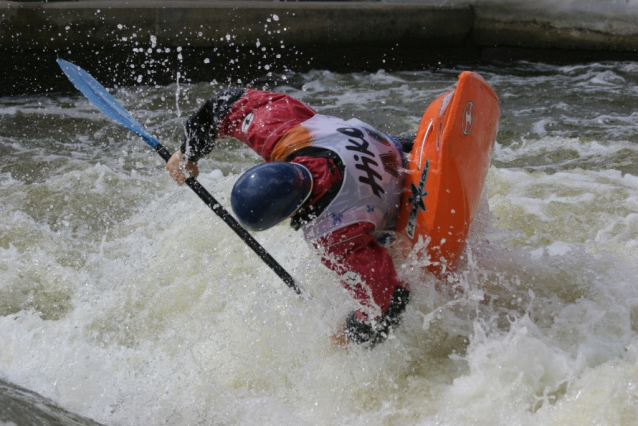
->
[167, 88, 316, 186]
[167, 88, 246, 185]
[316, 222, 410, 347]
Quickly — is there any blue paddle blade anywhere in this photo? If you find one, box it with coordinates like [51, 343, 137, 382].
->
[57, 59, 160, 148]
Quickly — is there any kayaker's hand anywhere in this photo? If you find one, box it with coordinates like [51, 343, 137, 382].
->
[166, 151, 199, 186]
[330, 321, 350, 348]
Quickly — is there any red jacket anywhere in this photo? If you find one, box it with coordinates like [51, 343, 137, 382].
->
[182, 89, 409, 344]
[215, 89, 407, 315]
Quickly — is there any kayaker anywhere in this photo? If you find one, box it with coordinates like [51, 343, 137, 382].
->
[166, 88, 412, 347]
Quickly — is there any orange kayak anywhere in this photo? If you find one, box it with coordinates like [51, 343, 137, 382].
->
[395, 71, 500, 277]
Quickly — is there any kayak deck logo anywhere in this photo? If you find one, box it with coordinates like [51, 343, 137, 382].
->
[406, 159, 429, 239]
[462, 101, 474, 135]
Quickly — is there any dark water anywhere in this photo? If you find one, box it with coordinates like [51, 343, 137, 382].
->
[0, 379, 103, 426]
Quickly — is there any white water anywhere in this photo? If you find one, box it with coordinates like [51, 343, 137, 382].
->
[1, 63, 637, 425]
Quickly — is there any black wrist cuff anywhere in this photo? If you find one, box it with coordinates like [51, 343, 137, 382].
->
[180, 134, 209, 163]
[344, 286, 410, 347]
[181, 87, 245, 162]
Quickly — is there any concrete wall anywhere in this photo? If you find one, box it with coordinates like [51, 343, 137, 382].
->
[2, 0, 638, 96]
[472, 0, 638, 51]
[1, 1, 473, 50]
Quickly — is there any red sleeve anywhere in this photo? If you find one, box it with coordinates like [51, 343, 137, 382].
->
[216, 89, 316, 161]
[315, 222, 407, 315]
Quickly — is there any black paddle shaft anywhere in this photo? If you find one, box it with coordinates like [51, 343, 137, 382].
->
[154, 144, 301, 294]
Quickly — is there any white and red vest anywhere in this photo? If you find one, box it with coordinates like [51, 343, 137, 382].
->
[293, 115, 404, 240]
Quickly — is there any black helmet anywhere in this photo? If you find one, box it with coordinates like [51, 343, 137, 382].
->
[231, 162, 313, 231]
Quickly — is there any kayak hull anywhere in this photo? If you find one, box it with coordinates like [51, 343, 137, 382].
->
[395, 71, 500, 277]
